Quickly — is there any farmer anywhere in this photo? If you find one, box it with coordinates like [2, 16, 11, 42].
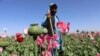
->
[41, 3, 64, 56]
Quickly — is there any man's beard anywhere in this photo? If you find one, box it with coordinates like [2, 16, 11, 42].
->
[50, 11, 56, 16]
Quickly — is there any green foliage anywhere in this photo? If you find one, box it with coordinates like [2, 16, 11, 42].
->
[0, 38, 11, 47]
[0, 35, 100, 56]
[63, 35, 100, 56]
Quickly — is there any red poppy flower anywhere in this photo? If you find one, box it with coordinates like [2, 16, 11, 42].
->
[16, 33, 24, 42]
[16, 37, 24, 42]
[16, 33, 22, 37]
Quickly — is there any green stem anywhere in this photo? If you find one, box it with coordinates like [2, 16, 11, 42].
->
[24, 48, 28, 56]
[56, 48, 58, 56]
[63, 35, 66, 56]
[39, 46, 41, 56]
[34, 41, 37, 56]
[44, 36, 47, 55]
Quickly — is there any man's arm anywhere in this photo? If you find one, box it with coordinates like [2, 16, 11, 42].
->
[41, 10, 52, 27]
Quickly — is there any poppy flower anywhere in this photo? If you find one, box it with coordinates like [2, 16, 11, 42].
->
[51, 40, 60, 48]
[16, 37, 24, 42]
[16, 33, 22, 37]
[47, 40, 60, 51]
[11, 53, 18, 56]
[36, 35, 44, 48]
[0, 47, 3, 53]
[45, 34, 52, 43]
[16, 33, 24, 42]
[24, 28, 28, 34]
[1, 34, 7, 38]
[42, 51, 52, 56]
[57, 21, 70, 34]
[47, 43, 52, 52]
[52, 34, 58, 40]
[96, 53, 100, 56]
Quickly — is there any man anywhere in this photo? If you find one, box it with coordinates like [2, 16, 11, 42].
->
[42, 3, 57, 36]
[41, 3, 64, 56]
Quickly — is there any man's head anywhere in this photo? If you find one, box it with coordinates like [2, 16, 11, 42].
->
[49, 3, 57, 16]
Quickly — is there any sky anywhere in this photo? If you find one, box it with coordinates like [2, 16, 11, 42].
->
[0, 0, 100, 35]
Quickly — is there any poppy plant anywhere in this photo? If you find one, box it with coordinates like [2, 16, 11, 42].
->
[96, 53, 100, 56]
[36, 34, 60, 56]
[16, 37, 24, 42]
[42, 51, 52, 56]
[36, 35, 44, 48]
[45, 34, 58, 43]
[24, 28, 28, 34]
[0, 47, 3, 53]
[51, 40, 60, 48]
[47, 40, 60, 52]
[1, 34, 7, 38]
[16, 33, 22, 37]
[16, 33, 24, 43]
[57, 21, 70, 34]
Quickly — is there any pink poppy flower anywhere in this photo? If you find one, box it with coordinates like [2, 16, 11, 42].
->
[51, 41, 60, 48]
[80, 34, 84, 39]
[45, 34, 58, 43]
[40, 34, 45, 41]
[52, 34, 58, 40]
[47, 43, 52, 52]
[36, 34, 59, 50]
[11, 54, 18, 56]
[96, 53, 100, 56]
[42, 51, 52, 56]
[88, 34, 94, 40]
[99, 32, 100, 36]
[1, 34, 7, 38]
[36, 35, 44, 47]
[93, 40, 97, 44]
[47, 40, 60, 51]
[0, 47, 3, 53]
[45, 34, 52, 43]
[57, 21, 70, 34]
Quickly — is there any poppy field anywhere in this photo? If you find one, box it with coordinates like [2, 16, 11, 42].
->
[0, 31, 100, 56]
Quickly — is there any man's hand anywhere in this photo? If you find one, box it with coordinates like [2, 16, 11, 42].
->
[47, 10, 51, 19]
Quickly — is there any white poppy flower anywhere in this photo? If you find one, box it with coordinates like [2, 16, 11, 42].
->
[24, 28, 28, 34]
